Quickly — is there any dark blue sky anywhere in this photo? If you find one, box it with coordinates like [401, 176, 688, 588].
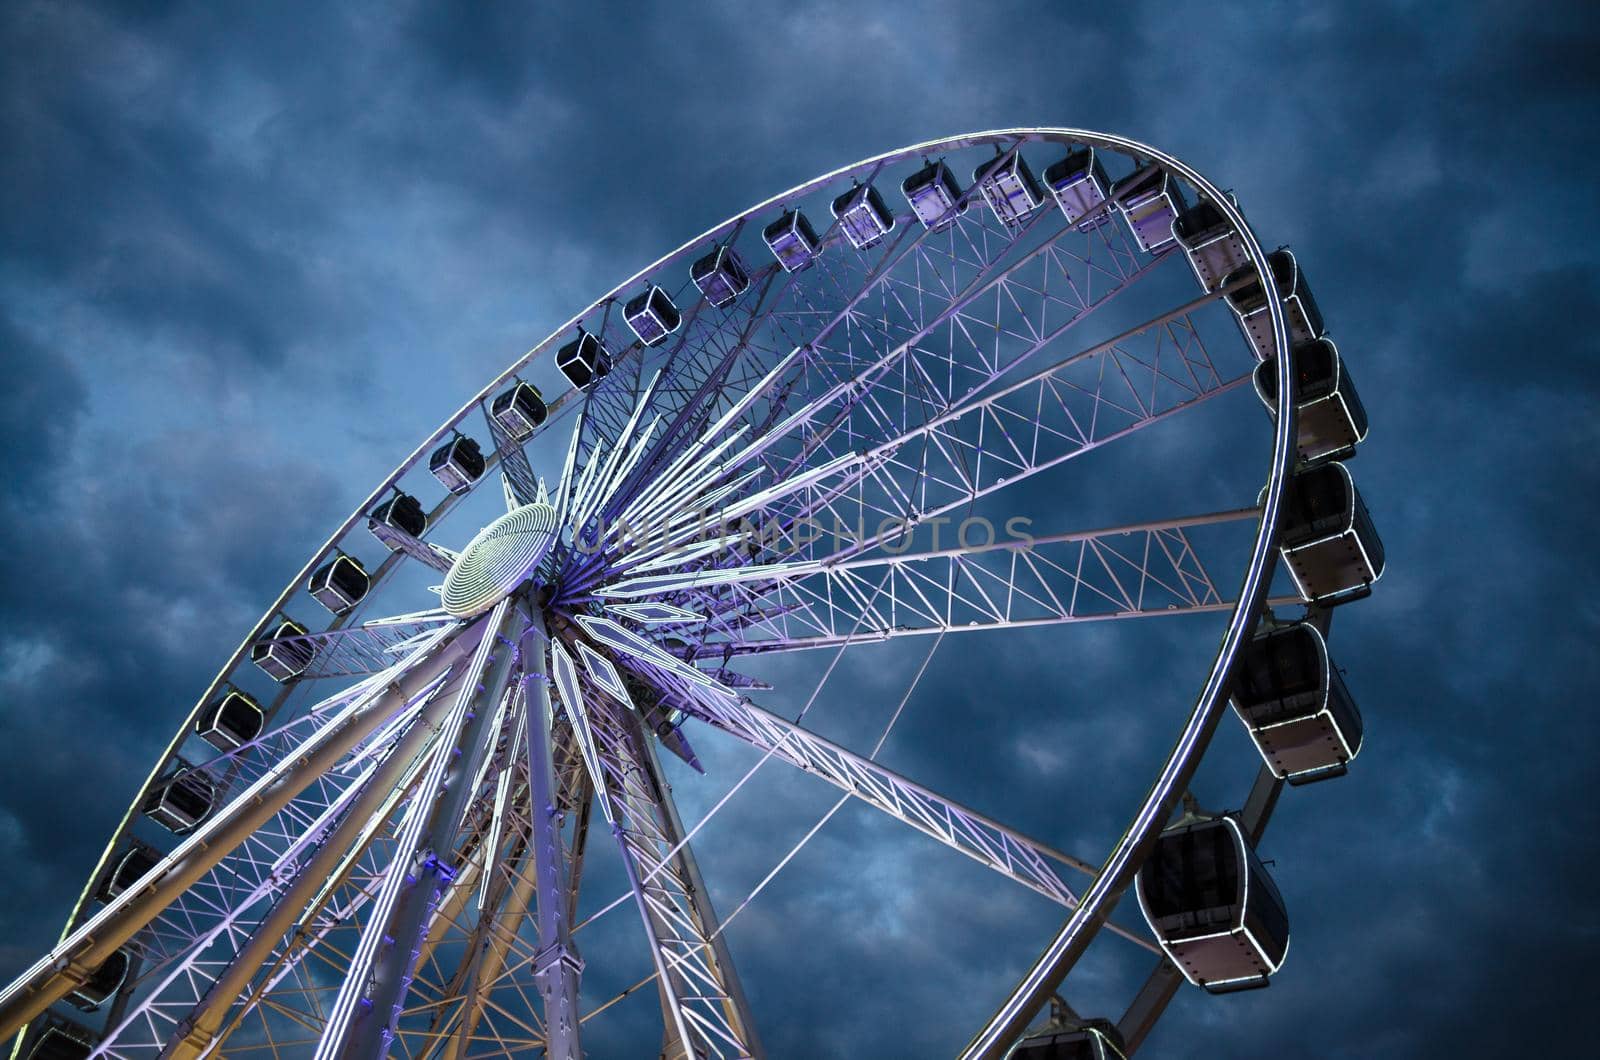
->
[2, 2, 1596, 1056]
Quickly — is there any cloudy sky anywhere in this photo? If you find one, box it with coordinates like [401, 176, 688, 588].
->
[2, 1, 1596, 1056]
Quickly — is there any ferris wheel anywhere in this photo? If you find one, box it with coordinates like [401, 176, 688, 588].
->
[0, 129, 1383, 1060]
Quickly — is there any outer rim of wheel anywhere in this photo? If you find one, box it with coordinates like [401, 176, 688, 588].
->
[57, 128, 1297, 1055]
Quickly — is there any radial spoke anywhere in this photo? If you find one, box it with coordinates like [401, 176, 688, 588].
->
[602, 509, 1260, 655]
[578, 679, 761, 1059]
[0, 619, 487, 1046]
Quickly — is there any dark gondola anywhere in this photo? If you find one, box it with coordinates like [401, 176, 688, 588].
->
[1136, 815, 1290, 993]
[65, 949, 130, 1012]
[142, 764, 219, 834]
[973, 151, 1044, 227]
[556, 331, 612, 389]
[251, 618, 314, 682]
[691, 244, 750, 308]
[1274, 461, 1385, 604]
[1013, 1019, 1128, 1059]
[901, 160, 966, 230]
[1233, 622, 1364, 784]
[832, 183, 895, 250]
[623, 286, 682, 347]
[307, 554, 369, 616]
[491, 380, 548, 440]
[1253, 337, 1369, 464]
[98, 843, 161, 902]
[1223, 248, 1325, 360]
[1173, 199, 1250, 291]
[369, 490, 427, 543]
[1043, 148, 1111, 230]
[763, 210, 821, 272]
[26, 1024, 95, 1060]
[1110, 163, 1187, 253]
[428, 434, 486, 495]
[195, 687, 264, 751]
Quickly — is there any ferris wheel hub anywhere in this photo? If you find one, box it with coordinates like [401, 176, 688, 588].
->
[441, 502, 560, 618]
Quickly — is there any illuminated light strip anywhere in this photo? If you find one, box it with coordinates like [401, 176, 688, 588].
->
[480, 694, 527, 913]
[576, 643, 632, 707]
[604, 601, 703, 625]
[569, 372, 660, 531]
[550, 641, 614, 825]
[574, 616, 734, 699]
[619, 425, 752, 531]
[312, 598, 509, 1060]
[552, 412, 584, 525]
[600, 561, 816, 600]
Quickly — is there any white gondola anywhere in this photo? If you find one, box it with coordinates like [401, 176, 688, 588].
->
[1136, 815, 1290, 994]
[65, 948, 130, 1012]
[972, 152, 1044, 227]
[428, 434, 486, 495]
[369, 490, 427, 545]
[307, 554, 369, 616]
[1012, 1019, 1127, 1059]
[901, 160, 966, 230]
[195, 687, 263, 751]
[624, 286, 682, 347]
[27, 1022, 95, 1060]
[1110, 163, 1187, 253]
[1043, 147, 1111, 229]
[1273, 461, 1385, 605]
[1253, 337, 1369, 464]
[142, 763, 219, 834]
[1233, 623, 1363, 784]
[98, 843, 160, 902]
[691, 244, 750, 308]
[1223, 248, 1325, 361]
[251, 618, 313, 682]
[490, 380, 548, 439]
[556, 331, 612, 388]
[1172, 199, 1250, 291]
[832, 183, 894, 250]
[762, 210, 821, 272]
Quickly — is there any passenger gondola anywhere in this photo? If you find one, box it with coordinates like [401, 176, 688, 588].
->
[428, 434, 486, 494]
[901, 160, 966, 230]
[142, 763, 219, 834]
[832, 183, 895, 249]
[195, 687, 263, 751]
[762, 210, 821, 272]
[26, 1023, 95, 1060]
[1173, 199, 1250, 291]
[65, 948, 130, 1012]
[1043, 148, 1111, 229]
[1233, 622, 1363, 784]
[973, 151, 1044, 227]
[307, 554, 369, 615]
[1110, 163, 1187, 253]
[1012, 1019, 1127, 1059]
[369, 490, 427, 543]
[491, 380, 548, 439]
[691, 244, 750, 308]
[1223, 248, 1325, 360]
[1273, 461, 1385, 604]
[98, 843, 161, 902]
[251, 618, 314, 682]
[623, 286, 682, 347]
[1253, 337, 1369, 464]
[556, 331, 612, 389]
[1136, 815, 1290, 993]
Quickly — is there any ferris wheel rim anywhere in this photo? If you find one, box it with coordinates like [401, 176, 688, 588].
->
[35, 127, 1300, 1058]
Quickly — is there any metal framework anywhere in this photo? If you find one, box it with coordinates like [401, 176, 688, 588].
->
[1, 129, 1380, 1059]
